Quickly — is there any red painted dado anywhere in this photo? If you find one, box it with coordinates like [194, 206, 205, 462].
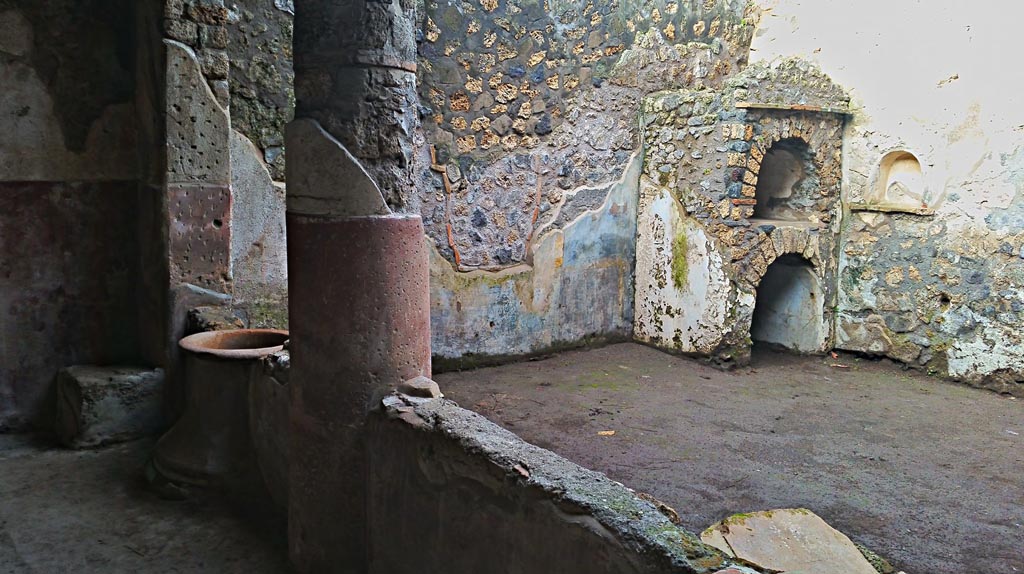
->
[0, 181, 142, 429]
[286, 212, 431, 573]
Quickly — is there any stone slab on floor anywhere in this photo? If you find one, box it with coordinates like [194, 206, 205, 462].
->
[701, 508, 878, 574]
[55, 366, 165, 448]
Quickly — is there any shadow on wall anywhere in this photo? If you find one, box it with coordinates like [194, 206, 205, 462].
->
[751, 254, 825, 353]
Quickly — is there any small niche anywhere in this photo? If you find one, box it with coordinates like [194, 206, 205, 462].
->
[752, 138, 818, 222]
[853, 150, 932, 214]
[877, 150, 926, 207]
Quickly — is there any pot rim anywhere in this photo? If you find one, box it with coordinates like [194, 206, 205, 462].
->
[179, 328, 289, 360]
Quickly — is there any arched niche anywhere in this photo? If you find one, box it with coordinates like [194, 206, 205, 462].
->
[752, 138, 817, 221]
[877, 150, 926, 207]
[853, 150, 932, 214]
[750, 254, 825, 353]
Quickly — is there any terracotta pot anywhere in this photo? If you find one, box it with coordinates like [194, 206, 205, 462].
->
[152, 329, 288, 495]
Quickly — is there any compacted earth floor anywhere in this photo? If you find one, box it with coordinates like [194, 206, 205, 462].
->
[0, 435, 289, 573]
[437, 343, 1024, 574]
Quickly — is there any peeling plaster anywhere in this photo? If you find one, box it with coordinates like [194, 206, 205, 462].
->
[634, 188, 730, 354]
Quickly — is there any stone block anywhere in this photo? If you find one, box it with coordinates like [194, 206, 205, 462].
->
[199, 49, 229, 80]
[750, 145, 764, 162]
[56, 366, 165, 448]
[285, 118, 389, 217]
[164, 0, 186, 18]
[187, 305, 247, 333]
[165, 40, 230, 185]
[398, 376, 443, 399]
[187, 0, 229, 25]
[229, 129, 288, 302]
[165, 18, 198, 46]
[199, 25, 228, 49]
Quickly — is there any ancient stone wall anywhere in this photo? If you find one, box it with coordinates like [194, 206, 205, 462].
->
[416, 0, 759, 361]
[158, 0, 763, 363]
[753, 0, 1024, 394]
[225, 0, 291, 319]
[0, 1, 142, 429]
[0, 183, 142, 430]
[414, 0, 756, 269]
[161, 0, 290, 324]
[227, 0, 294, 182]
[634, 58, 846, 364]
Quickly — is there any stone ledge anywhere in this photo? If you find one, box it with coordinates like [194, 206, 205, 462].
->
[374, 394, 763, 574]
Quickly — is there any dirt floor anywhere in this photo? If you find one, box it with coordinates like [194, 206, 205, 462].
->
[437, 343, 1024, 574]
[0, 435, 289, 573]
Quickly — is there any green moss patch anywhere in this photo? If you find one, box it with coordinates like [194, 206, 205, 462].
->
[671, 230, 689, 291]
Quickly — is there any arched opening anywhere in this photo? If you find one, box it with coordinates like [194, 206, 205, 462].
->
[752, 138, 817, 221]
[874, 150, 925, 208]
[750, 254, 824, 353]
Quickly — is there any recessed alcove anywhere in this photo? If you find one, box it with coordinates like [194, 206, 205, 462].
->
[879, 150, 926, 207]
[752, 138, 818, 222]
[850, 150, 932, 215]
[750, 254, 824, 353]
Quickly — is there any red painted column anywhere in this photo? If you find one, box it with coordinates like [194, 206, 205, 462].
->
[287, 212, 430, 572]
[289, 0, 423, 567]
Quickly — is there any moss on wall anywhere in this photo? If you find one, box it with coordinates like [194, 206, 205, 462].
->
[671, 230, 688, 290]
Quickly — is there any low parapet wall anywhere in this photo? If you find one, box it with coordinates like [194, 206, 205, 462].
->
[368, 395, 759, 574]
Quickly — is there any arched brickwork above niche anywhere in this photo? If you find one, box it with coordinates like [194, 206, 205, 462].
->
[736, 225, 825, 290]
[723, 112, 844, 227]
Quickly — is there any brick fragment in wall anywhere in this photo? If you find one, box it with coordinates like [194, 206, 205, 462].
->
[450, 92, 470, 112]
